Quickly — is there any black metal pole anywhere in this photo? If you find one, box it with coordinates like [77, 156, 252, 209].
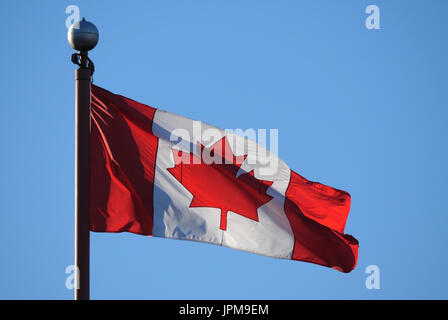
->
[68, 17, 98, 301]
[74, 53, 91, 300]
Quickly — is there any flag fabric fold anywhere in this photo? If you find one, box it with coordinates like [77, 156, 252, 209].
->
[90, 84, 359, 272]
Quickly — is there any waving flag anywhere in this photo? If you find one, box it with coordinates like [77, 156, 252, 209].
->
[90, 85, 359, 272]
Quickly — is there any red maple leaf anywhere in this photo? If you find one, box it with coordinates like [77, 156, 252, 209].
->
[167, 137, 274, 231]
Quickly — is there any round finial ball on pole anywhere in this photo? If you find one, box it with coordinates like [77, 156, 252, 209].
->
[67, 18, 99, 52]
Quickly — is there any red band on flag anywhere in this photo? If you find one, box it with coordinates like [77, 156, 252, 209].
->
[285, 172, 358, 272]
[90, 85, 158, 235]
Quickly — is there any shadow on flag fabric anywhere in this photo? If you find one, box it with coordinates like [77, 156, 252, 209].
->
[90, 84, 359, 273]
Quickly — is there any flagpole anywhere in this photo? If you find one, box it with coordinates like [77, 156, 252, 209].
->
[68, 18, 99, 300]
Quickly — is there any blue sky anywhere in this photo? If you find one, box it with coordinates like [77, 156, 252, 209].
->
[0, 0, 447, 299]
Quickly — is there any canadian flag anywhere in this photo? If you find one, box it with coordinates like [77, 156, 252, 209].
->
[90, 85, 359, 272]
